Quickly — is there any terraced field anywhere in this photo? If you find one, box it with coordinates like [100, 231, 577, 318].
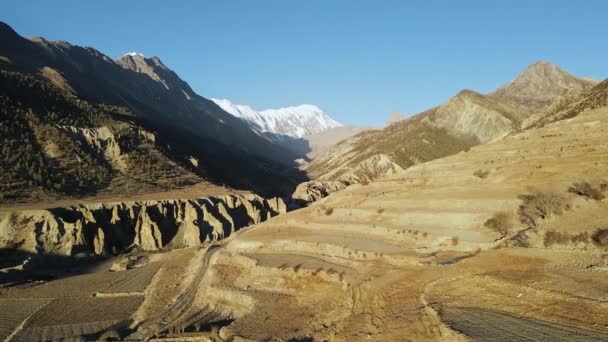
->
[438, 306, 608, 341]
[11, 296, 143, 341]
[0, 299, 52, 341]
[0, 258, 168, 340]
[99, 262, 162, 295]
[189, 108, 608, 340]
[0, 270, 126, 299]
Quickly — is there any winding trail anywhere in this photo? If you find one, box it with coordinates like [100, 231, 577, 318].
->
[132, 245, 222, 339]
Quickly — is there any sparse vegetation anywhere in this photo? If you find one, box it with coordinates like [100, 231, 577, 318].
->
[568, 181, 605, 201]
[325, 207, 334, 216]
[0, 70, 202, 201]
[377, 208, 384, 214]
[544, 231, 570, 246]
[591, 228, 608, 247]
[600, 180, 608, 192]
[484, 212, 513, 236]
[306, 116, 477, 183]
[544, 230, 590, 247]
[518, 190, 569, 227]
[473, 169, 490, 179]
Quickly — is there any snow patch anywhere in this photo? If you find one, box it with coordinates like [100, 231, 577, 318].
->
[123, 51, 145, 58]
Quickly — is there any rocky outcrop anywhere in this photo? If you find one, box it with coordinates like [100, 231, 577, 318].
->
[423, 90, 518, 143]
[59, 125, 127, 171]
[294, 154, 404, 204]
[292, 180, 351, 204]
[0, 194, 285, 256]
[386, 112, 405, 126]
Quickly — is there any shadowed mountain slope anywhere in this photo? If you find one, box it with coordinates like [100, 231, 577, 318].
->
[0, 22, 306, 200]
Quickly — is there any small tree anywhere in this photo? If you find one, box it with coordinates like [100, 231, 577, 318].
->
[484, 212, 512, 236]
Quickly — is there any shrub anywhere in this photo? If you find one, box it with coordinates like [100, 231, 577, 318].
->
[592, 228, 608, 246]
[544, 231, 570, 247]
[360, 179, 370, 186]
[568, 182, 605, 201]
[325, 207, 334, 215]
[510, 231, 531, 248]
[570, 232, 590, 244]
[451, 237, 459, 246]
[484, 212, 512, 236]
[544, 231, 592, 246]
[473, 169, 490, 179]
[518, 191, 569, 227]
[377, 208, 385, 214]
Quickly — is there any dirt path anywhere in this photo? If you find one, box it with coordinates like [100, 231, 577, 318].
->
[131, 245, 222, 339]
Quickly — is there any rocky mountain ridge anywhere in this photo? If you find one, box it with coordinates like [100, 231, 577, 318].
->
[491, 60, 598, 114]
[293, 61, 597, 202]
[0, 21, 305, 198]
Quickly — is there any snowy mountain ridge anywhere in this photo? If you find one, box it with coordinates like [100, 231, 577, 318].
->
[212, 98, 342, 138]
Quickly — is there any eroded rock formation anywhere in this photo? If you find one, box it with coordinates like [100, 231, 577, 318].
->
[292, 180, 350, 204]
[0, 194, 285, 256]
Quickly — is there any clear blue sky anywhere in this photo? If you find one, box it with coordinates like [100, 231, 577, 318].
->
[2, 0, 607, 126]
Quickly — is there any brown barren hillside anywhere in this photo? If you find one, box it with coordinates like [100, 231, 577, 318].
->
[296, 61, 597, 204]
[193, 106, 608, 341]
[523, 78, 608, 129]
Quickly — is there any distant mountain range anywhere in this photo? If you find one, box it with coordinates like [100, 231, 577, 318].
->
[1, 19, 602, 206]
[211, 98, 369, 159]
[211, 99, 342, 139]
[302, 60, 599, 192]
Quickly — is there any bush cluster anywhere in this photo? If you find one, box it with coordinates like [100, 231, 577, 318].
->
[568, 181, 605, 201]
[484, 212, 513, 236]
[518, 191, 569, 227]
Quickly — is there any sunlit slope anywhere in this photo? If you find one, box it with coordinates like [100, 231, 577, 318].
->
[197, 107, 608, 341]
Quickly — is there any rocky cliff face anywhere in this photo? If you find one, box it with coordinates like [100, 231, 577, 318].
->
[292, 180, 351, 204]
[0, 194, 286, 256]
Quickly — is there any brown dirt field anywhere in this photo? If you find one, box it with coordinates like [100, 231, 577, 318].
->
[24, 296, 143, 327]
[99, 262, 162, 295]
[0, 298, 52, 341]
[438, 306, 608, 341]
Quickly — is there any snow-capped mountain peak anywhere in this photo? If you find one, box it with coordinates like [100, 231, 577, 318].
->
[212, 98, 342, 138]
[123, 51, 145, 58]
